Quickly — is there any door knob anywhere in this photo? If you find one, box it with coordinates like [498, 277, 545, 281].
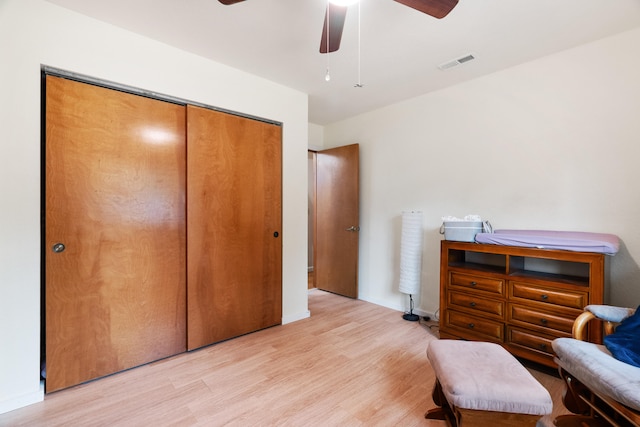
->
[52, 243, 66, 253]
[345, 226, 360, 232]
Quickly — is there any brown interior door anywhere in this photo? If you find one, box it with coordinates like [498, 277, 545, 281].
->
[45, 76, 187, 392]
[315, 144, 360, 298]
[186, 105, 282, 350]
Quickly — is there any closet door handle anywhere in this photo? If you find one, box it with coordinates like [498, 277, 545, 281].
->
[345, 226, 360, 232]
[52, 243, 66, 253]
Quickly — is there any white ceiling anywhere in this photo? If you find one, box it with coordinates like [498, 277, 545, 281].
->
[46, 0, 640, 125]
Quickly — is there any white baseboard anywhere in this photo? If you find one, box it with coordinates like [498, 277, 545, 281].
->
[357, 295, 436, 321]
[412, 307, 437, 321]
[282, 309, 310, 325]
[0, 382, 44, 415]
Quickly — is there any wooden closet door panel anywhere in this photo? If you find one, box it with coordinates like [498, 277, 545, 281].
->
[187, 105, 282, 350]
[45, 76, 186, 392]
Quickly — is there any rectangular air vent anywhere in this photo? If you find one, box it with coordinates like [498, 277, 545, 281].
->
[438, 54, 475, 70]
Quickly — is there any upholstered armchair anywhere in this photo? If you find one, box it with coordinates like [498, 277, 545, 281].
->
[552, 305, 640, 427]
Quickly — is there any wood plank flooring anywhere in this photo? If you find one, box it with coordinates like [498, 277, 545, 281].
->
[0, 289, 569, 426]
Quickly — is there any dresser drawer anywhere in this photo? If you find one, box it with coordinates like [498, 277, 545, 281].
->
[506, 326, 560, 358]
[508, 304, 577, 334]
[450, 272, 504, 296]
[448, 291, 504, 319]
[509, 281, 587, 309]
[444, 310, 504, 342]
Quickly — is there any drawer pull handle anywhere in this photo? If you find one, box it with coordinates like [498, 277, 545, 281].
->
[540, 294, 549, 300]
[469, 302, 476, 307]
[468, 323, 475, 329]
[540, 318, 548, 325]
[470, 281, 477, 287]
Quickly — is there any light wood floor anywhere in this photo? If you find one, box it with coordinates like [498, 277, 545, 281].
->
[0, 289, 569, 426]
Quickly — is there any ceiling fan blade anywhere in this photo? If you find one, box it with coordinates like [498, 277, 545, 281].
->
[218, 0, 245, 5]
[394, 0, 458, 19]
[319, 4, 348, 54]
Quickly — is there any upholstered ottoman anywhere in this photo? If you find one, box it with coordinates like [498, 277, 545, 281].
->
[425, 340, 552, 427]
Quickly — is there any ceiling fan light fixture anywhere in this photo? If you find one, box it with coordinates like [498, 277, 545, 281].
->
[329, 0, 360, 6]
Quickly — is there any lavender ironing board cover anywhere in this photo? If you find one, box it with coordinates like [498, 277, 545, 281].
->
[474, 230, 620, 255]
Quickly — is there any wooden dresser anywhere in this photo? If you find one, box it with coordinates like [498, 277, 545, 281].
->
[439, 240, 606, 367]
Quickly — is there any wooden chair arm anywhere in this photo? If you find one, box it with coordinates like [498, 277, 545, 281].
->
[572, 309, 623, 341]
[572, 311, 596, 341]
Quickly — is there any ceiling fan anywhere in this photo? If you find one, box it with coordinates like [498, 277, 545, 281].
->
[218, 0, 459, 54]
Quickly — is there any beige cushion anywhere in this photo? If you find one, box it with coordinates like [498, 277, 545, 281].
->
[427, 340, 552, 415]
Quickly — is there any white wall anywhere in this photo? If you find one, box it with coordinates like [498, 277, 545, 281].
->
[308, 122, 324, 150]
[0, 0, 309, 413]
[325, 28, 640, 317]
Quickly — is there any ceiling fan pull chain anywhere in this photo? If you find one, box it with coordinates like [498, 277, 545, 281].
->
[355, 1, 363, 88]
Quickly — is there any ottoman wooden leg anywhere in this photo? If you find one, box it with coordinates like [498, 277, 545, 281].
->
[425, 379, 457, 426]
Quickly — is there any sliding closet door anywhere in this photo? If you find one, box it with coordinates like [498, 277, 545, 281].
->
[45, 76, 186, 392]
[187, 105, 282, 350]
